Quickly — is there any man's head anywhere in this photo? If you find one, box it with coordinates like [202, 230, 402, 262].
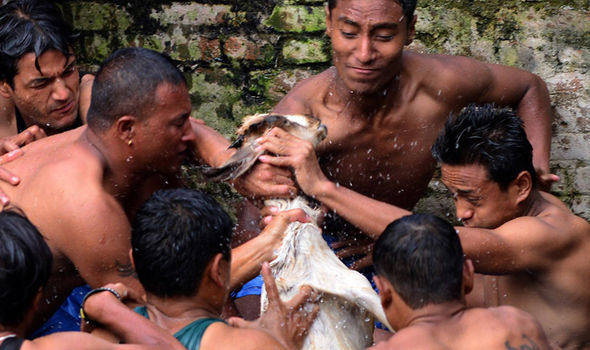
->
[87, 47, 194, 173]
[325, 0, 417, 95]
[432, 104, 536, 228]
[0, 209, 52, 328]
[131, 188, 233, 300]
[0, 0, 79, 133]
[373, 214, 473, 329]
[327, 0, 417, 24]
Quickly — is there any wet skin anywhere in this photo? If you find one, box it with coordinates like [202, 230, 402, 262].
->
[258, 0, 552, 241]
[441, 164, 590, 349]
[0, 49, 80, 135]
[189, 0, 553, 330]
[0, 82, 195, 333]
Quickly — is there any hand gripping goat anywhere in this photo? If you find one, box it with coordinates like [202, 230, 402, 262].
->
[201, 113, 392, 349]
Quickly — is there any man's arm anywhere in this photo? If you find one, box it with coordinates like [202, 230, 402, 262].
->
[457, 216, 577, 274]
[78, 283, 185, 349]
[52, 189, 144, 292]
[441, 55, 555, 188]
[230, 209, 309, 290]
[255, 127, 410, 239]
[78, 74, 94, 123]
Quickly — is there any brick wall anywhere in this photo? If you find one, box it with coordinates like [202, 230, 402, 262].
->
[58, 0, 589, 220]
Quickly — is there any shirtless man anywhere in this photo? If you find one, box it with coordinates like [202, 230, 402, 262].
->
[0, 47, 304, 337]
[368, 213, 551, 350]
[0, 209, 186, 350]
[270, 104, 590, 348]
[192, 0, 555, 316]
[0, 0, 93, 203]
[129, 188, 317, 350]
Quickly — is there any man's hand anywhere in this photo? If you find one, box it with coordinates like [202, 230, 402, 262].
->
[0, 128, 35, 206]
[259, 209, 310, 260]
[255, 127, 329, 198]
[536, 168, 559, 192]
[81, 283, 145, 333]
[228, 262, 320, 349]
[230, 162, 297, 199]
[0, 125, 46, 154]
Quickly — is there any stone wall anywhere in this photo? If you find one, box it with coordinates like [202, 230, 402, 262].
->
[57, 0, 589, 220]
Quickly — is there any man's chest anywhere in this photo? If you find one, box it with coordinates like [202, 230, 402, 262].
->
[314, 113, 443, 206]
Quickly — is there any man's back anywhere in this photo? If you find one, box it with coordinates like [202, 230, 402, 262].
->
[0, 126, 139, 329]
[372, 306, 551, 350]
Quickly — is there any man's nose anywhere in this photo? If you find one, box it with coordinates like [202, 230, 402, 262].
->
[355, 35, 374, 64]
[51, 78, 70, 101]
[456, 202, 474, 222]
[182, 120, 196, 142]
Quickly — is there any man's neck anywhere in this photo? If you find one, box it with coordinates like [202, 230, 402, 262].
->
[404, 301, 466, 329]
[143, 293, 221, 332]
[330, 70, 401, 120]
[520, 190, 546, 218]
[81, 129, 141, 198]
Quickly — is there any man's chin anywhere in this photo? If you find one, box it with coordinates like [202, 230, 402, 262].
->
[44, 112, 79, 132]
[343, 80, 387, 96]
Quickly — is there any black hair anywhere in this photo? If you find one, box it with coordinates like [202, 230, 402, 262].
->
[432, 104, 537, 191]
[373, 214, 463, 309]
[327, 0, 417, 26]
[0, 209, 53, 327]
[0, 0, 76, 87]
[131, 188, 233, 298]
[86, 47, 187, 132]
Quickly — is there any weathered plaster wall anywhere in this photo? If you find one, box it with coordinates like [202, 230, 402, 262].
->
[58, 0, 589, 220]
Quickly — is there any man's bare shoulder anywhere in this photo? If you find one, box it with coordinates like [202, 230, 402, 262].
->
[498, 192, 590, 249]
[200, 321, 286, 350]
[402, 50, 492, 101]
[539, 192, 590, 233]
[22, 132, 103, 192]
[486, 306, 551, 349]
[273, 68, 334, 115]
[369, 326, 447, 350]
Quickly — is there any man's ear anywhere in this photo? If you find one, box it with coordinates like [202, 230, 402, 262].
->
[208, 253, 226, 288]
[115, 115, 137, 145]
[374, 275, 393, 309]
[325, 5, 333, 36]
[0, 81, 13, 98]
[462, 258, 475, 296]
[406, 15, 417, 45]
[128, 249, 136, 271]
[31, 288, 44, 312]
[513, 170, 533, 205]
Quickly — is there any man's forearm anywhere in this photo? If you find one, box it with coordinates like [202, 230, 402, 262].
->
[191, 120, 235, 167]
[515, 73, 552, 175]
[230, 234, 276, 291]
[83, 292, 184, 349]
[310, 179, 412, 240]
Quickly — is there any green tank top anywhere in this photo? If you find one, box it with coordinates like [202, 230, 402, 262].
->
[134, 306, 223, 350]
